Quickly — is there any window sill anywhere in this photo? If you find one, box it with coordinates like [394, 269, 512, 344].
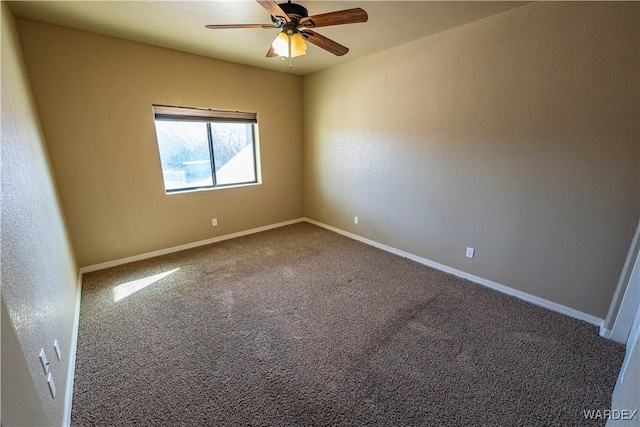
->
[165, 181, 261, 195]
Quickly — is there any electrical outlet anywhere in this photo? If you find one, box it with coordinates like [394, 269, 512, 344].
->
[466, 247, 475, 258]
[211, 218, 218, 227]
[39, 349, 49, 374]
[354, 216, 359, 225]
[53, 339, 62, 361]
[47, 373, 56, 399]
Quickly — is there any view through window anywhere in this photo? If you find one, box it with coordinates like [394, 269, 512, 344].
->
[152, 105, 259, 193]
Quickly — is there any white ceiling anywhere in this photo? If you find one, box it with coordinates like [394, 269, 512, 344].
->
[8, 1, 528, 76]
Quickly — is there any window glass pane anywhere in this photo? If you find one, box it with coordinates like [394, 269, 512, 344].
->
[154, 121, 213, 190]
[211, 123, 256, 186]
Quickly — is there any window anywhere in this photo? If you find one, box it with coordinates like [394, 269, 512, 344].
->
[152, 105, 260, 193]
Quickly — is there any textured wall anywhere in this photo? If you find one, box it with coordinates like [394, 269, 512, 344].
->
[303, 1, 639, 318]
[16, 20, 304, 267]
[1, 3, 79, 425]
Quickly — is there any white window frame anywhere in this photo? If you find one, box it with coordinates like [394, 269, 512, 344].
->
[152, 105, 261, 194]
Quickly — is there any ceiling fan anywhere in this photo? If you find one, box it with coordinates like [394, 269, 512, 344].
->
[205, 0, 368, 65]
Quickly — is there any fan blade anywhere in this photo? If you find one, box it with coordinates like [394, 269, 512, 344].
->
[301, 30, 349, 56]
[300, 8, 368, 28]
[266, 46, 278, 58]
[256, 0, 291, 22]
[205, 24, 277, 29]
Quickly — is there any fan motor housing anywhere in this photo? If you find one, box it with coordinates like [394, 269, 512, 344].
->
[277, 2, 308, 20]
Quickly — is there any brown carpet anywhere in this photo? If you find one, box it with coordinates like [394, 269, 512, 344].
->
[73, 222, 624, 426]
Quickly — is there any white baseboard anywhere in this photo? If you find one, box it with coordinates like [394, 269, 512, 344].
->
[63, 215, 609, 424]
[80, 218, 305, 274]
[599, 326, 613, 339]
[69, 218, 304, 423]
[76, 217, 604, 327]
[62, 271, 83, 427]
[303, 217, 604, 328]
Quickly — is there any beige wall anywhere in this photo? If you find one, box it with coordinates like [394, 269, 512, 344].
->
[4, 2, 637, 425]
[1, 300, 49, 426]
[1, 3, 79, 425]
[303, 1, 639, 318]
[16, 20, 304, 267]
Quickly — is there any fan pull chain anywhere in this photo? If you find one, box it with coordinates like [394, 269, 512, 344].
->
[288, 33, 292, 68]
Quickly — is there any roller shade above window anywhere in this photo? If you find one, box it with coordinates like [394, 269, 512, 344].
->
[152, 105, 257, 123]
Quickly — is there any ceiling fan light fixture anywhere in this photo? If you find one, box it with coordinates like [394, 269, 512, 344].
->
[272, 30, 307, 58]
[272, 31, 290, 57]
[206, 1, 368, 62]
[290, 32, 307, 58]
